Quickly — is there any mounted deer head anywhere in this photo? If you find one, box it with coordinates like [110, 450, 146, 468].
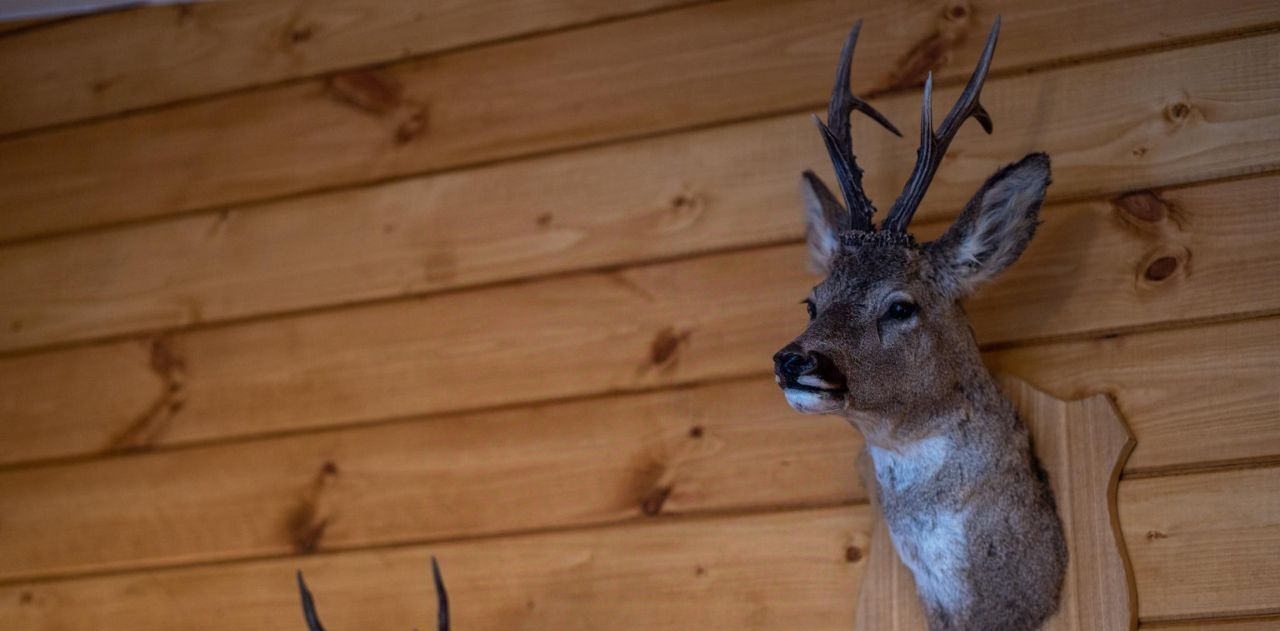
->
[774, 17, 1049, 425]
[774, 18, 1067, 630]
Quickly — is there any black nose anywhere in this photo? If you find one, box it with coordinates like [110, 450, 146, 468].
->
[773, 349, 816, 380]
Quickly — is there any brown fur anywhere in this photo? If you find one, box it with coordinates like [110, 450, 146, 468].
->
[776, 153, 1067, 630]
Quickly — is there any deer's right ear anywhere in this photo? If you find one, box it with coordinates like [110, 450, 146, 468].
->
[801, 171, 848, 274]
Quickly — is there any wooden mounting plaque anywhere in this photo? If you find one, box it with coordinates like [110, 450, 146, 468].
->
[854, 375, 1138, 630]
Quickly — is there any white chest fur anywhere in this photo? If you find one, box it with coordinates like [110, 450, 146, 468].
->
[869, 436, 971, 613]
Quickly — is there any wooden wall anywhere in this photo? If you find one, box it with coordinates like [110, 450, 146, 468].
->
[1, 1, 1278, 628]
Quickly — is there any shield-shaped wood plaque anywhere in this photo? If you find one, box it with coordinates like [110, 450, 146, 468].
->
[854, 375, 1138, 630]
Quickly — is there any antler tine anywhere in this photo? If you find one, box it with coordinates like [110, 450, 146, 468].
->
[432, 557, 450, 631]
[814, 20, 902, 231]
[296, 571, 328, 631]
[881, 16, 1001, 233]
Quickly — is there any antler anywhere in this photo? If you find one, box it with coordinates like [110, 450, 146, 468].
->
[297, 571, 327, 631]
[432, 557, 450, 631]
[297, 557, 450, 631]
[813, 20, 902, 231]
[881, 17, 1001, 233]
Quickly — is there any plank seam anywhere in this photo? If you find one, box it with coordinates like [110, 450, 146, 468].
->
[2, 24, 1278, 247]
[0, 0, 730, 142]
[0, 498, 871, 587]
[1, 311, 1276, 477]
[1, 166, 1278, 361]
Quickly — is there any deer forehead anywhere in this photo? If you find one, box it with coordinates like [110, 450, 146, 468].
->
[816, 243, 934, 302]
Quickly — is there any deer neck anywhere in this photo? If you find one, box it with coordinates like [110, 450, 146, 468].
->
[852, 363, 1018, 495]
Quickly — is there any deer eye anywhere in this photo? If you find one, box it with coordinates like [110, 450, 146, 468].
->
[803, 298, 817, 321]
[884, 301, 917, 321]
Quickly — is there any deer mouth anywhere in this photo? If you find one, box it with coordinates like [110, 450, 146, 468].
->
[778, 375, 848, 414]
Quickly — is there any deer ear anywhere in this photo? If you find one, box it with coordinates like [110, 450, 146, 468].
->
[800, 171, 849, 274]
[926, 153, 1050, 297]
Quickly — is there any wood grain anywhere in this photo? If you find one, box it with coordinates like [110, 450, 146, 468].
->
[0, 506, 872, 631]
[3, 74, 1277, 354]
[1008, 378, 1137, 631]
[856, 379, 1137, 630]
[3, 139, 1274, 355]
[3, 170, 1278, 465]
[1122, 467, 1280, 622]
[1, 458, 1274, 627]
[1, 5, 1278, 242]
[989, 317, 1280, 476]
[1141, 616, 1280, 630]
[0, 379, 863, 581]
[1, 317, 1274, 581]
[0, 0, 704, 135]
[0, 17, 54, 34]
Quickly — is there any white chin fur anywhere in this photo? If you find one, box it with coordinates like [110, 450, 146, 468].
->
[783, 388, 845, 414]
[795, 374, 838, 389]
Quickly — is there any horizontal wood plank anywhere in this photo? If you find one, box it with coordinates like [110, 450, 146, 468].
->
[0, 0, 703, 135]
[3, 35, 1279, 352]
[989, 317, 1280, 476]
[0, 379, 863, 580]
[1, 463, 1273, 626]
[1, 4, 1278, 242]
[1142, 617, 1280, 630]
[3, 172, 1279, 465]
[1122, 467, 1280, 622]
[1, 316, 1275, 581]
[0, 506, 871, 630]
[0, 17, 54, 34]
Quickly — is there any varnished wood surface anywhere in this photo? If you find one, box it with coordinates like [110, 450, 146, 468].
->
[1, 6, 1278, 242]
[1, 316, 1274, 589]
[0, 506, 872, 631]
[0, 1, 1276, 628]
[3, 175, 1277, 466]
[0, 0, 706, 135]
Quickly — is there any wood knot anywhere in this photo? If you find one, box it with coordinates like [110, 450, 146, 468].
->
[1137, 245, 1189, 286]
[648, 327, 692, 368]
[1145, 530, 1169, 541]
[655, 188, 707, 234]
[18, 591, 33, 605]
[845, 546, 863, 562]
[9, 319, 22, 333]
[1144, 256, 1178, 281]
[671, 192, 700, 212]
[395, 107, 429, 145]
[90, 77, 119, 95]
[327, 71, 404, 116]
[288, 24, 314, 44]
[1164, 101, 1193, 123]
[289, 510, 329, 554]
[944, 1, 970, 21]
[695, 565, 708, 577]
[689, 425, 705, 439]
[535, 212, 554, 228]
[1112, 190, 1168, 224]
[321, 460, 339, 476]
[641, 485, 673, 516]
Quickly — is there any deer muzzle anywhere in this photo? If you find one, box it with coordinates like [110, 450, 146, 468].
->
[773, 345, 848, 414]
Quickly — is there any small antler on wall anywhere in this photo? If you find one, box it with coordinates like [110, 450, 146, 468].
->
[855, 376, 1137, 630]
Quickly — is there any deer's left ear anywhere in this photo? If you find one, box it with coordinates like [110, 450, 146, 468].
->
[925, 153, 1050, 297]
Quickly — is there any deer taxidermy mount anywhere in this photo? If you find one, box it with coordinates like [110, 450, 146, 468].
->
[772, 17, 1072, 631]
